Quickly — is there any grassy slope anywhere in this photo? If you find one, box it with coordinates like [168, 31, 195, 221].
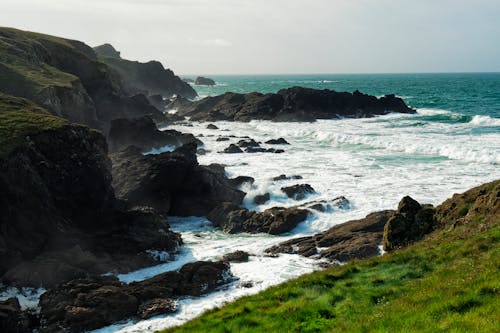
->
[0, 27, 77, 96]
[162, 181, 500, 333]
[0, 93, 68, 159]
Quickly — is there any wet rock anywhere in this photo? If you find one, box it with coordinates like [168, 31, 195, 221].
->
[137, 298, 177, 319]
[281, 184, 316, 200]
[0, 298, 37, 333]
[302, 196, 350, 212]
[222, 250, 250, 263]
[206, 124, 218, 130]
[208, 203, 310, 235]
[239, 281, 254, 288]
[175, 87, 416, 122]
[111, 144, 245, 216]
[216, 137, 230, 141]
[237, 139, 260, 147]
[265, 138, 290, 145]
[245, 147, 267, 153]
[266, 210, 394, 262]
[223, 144, 244, 154]
[254, 193, 271, 205]
[147, 94, 167, 111]
[272, 174, 303, 181]
[39, 261, 232, 332]
[228, 176, 255, 188]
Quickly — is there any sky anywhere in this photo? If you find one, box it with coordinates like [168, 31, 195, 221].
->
[1, 0, 500, 75]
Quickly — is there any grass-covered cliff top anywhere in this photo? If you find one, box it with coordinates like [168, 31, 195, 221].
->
[0, 93, 68, 159]
[162, 180, 499, 333]
[0, 27, 79, 96]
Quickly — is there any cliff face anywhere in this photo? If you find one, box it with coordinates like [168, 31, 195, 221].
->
[94, 44, 197, 99]
[0, 94, 180, 287]
[0, 27, 165, 131]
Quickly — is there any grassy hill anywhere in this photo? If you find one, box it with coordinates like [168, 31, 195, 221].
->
[161, 180, 499, 333]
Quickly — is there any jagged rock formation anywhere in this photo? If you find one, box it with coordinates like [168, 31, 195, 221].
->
[107, 115, 201, 152]
[172, 86, 415, 122]
[0, 27, 167, 131]
[94, 43, 197, 99]
[110, 143, 245, 216]
[39, 261, 233, 332]
[0, 95, 181, 288]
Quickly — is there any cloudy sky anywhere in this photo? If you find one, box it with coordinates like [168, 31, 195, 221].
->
[1, 0, 499, 75]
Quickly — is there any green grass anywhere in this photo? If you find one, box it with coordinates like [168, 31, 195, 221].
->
[0, 93, 68, 159]
[161, 212, 500, 332]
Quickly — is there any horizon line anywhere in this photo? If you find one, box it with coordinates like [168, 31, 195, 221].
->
[179, 71, 500, 77]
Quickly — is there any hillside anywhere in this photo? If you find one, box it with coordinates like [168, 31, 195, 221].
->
[161, 180, 500, 333]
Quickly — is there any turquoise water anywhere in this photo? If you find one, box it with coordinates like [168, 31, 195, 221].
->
[192, 73, 500, 119]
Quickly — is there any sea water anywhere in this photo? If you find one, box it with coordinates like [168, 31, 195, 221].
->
[18, 73, 500, 333]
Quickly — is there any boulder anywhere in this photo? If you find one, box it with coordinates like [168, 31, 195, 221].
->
[207, 124, 219, 129]
[195, 76, 216, 85]
[223, 251, 250, 263]
[383, 197, 436, 251]
[265, 138, 290, 145]
[254, 193, 271, 205]
[216, 137, 230, 142]
[228, 176, 255, 188]
[272, 174, 303, 181]
[266, 210, 394, 261]
[237, 139, 260, 147]
[281, 184, 316, 200]
[223, 144, 244, 154]
[0, 298, 37, 333]
[137, 298, 177, 319]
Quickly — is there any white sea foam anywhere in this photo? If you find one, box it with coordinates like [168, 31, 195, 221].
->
[0, 287, 45, 310]
[89, 111, 500, 332]
[143, 145, 176, 155]
[469, 115, 500, 127]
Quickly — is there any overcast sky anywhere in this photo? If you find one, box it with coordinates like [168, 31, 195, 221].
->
[1, 0, 500, 75]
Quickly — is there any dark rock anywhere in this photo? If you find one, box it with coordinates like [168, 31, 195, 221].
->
[175, 87, 416, 122]
[0, 298, 37, 333]
[273, 149, 285, 153]
[237, 139, 260, 147]
[301, 196, 350, 212]
[195, 76, 216, 86]
[265, 138, 290, 145]
[223, 144, 244, 154]
[137, 298, 177, 319]
[281, 184, 316, 200]
[383, 197, 436, 251]
[111, 144, 245, 216]
[266, 210, 394, 262]
[245, 147, 267, 153]
[166, 95, 193, 110]
[107, 116, 201, 153]
[147, 94, 167, 111]
[222, 250, 250, 263]
[95, 44, 197, 99]
[216, 137, 230, 142]
[39, 261, 232, 332]
[239, 281, 253, 288]
[272, 174, 303, 181]
[228, 176, 255, 188]
[208, 203, 310, 235]
[93, 43, 121, 58]
[207, 124, 218, 130]
[254, 193, 271, 205]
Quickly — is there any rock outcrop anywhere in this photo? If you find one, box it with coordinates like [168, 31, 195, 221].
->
[194, 76, 216, 85]
[110, 143, 245, 216]
[266, 210, 394, 261]
[107, 115, 200, 152]
[39, 261, 233, 332]
[175, 86, 415, 122]
[382, 197, 437, 251]
[0, 95, 181, 287]
[281, 184, 316, 200]
[95, 44, 197, 99]
[207, 203, 310, 235]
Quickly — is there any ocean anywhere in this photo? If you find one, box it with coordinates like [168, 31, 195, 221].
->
[56, 73, 500, 332]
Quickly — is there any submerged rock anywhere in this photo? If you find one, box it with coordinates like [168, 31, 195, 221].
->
[254, 193, 271, 205]
[272, 174, 303, 181]
[207, 123, 219, 129]
[223, 144, 244, 154]
[265, 138, 290, 145]
[222, 251, 250, 263]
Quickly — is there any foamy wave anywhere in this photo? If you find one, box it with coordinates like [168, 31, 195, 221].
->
[469, 115, 500, 127]
[416, 108, 453, 116]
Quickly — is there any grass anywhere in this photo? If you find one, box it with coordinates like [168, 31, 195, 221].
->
[0, 93, 68, 159]
[161, 206, 499, 332]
